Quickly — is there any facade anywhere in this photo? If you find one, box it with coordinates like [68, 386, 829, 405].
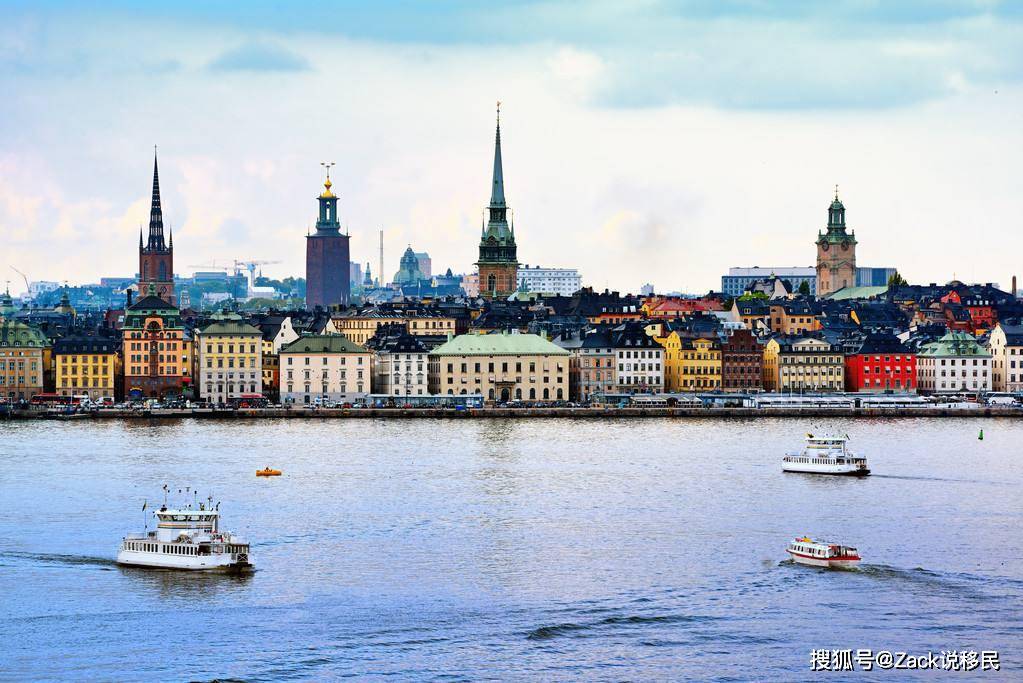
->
[816, 190, 857, 297]
[280, 335, 372, 404]
[768, 301, 821, 335]
[721, 328, 763, 391]
[197, 317, 264, 403]
[462, 272, 480, 298]
[661, 332, 721, 391]
[613, 326, 664, 394]
[334, 311, 462, 346]
[414, 252, 432, 279]
[917, 331, 992, 394]
[121, 285, 191, 398]
[476, 108, 519, 299]
[844, 334, 916, 393]
[856, 267, 898, 287]
[366, 326, 430, 397]
[762, 336, 844, 392]
[306, 171, 351, 310]
[54, 336, 121, 400]
[429, 333, 570, 401]
[517, 265, 582, 296]
[989, 323, 1023, 392]
[138, 152, 175, 304]
[722, 267, 816, 297]
[578, 331, 615, 403]
[0, 320, 50, 401]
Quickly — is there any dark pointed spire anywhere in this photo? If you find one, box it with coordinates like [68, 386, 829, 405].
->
[490, 101, 506, 208]
[147, 147, 166, 250]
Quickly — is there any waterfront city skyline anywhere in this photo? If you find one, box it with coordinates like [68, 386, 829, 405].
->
[2, 2, 1023, 294]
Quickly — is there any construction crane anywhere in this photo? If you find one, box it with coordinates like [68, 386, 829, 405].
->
[9, 266, 30, 299]
[234, 260, 282, 291]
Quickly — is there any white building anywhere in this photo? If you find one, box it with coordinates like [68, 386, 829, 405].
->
[916, 331, 992, 394]
[612, 327, 664, 394]
[280, 334, 373, 404]
[517, 265, 582, 296]
[368, 331, 430, 396]
[988, 323, 1023, 392]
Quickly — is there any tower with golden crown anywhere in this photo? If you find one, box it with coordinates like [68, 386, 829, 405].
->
[305, 166, 351, 310]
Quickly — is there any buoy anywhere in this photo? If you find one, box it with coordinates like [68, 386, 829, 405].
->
[978, 429, 984, 441]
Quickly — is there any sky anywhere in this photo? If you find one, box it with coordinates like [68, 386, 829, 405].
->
[2, 0, 1022, 296]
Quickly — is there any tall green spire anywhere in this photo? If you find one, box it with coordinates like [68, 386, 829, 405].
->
[490, 102, 505, 208]
[484, 102, 513, 243]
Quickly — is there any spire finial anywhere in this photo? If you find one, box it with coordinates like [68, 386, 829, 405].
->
[834, 183, 839, 200]
[496, 100, 501, 127]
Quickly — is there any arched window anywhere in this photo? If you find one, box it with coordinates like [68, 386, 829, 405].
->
[515, 388, 522, 399]
[529, 388, 536, 399]
[158, 262, 167, 281]
[543, 388, 550, 400]
[488, 388, 495, 400]
[143, 262, 149, 280]
[557, 388, 563, 399]
[487, 274, 497, 292]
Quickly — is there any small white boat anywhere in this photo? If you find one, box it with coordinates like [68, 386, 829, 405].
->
[783, 434, 870, 476]
[117, 501, 252, 572]
[787, 537, 861, 568]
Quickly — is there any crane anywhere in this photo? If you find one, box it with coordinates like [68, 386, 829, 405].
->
[234, 260, 282, 291]
[9, 266, 30, 299]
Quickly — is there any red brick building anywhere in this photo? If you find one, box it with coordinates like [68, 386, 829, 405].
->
[721, 328, 763, 391]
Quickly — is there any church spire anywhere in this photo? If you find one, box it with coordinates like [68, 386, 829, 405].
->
[490, 101, 506, 208]
[147, 147, 167, 251]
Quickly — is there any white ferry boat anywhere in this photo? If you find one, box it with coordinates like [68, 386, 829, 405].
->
[786, 537, 861, 568]
[117, 502, 252, 572]
[782, 434, 870, 476]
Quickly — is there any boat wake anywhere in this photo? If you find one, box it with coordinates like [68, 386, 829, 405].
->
[0, 551, 117, 569]
[526, 613, 717, 641]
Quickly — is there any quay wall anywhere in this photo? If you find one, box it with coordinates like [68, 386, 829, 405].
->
[4, 407, 1022, 420]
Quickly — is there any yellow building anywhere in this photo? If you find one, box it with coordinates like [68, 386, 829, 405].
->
[333, 310, 462, 345]
[0, 320, 50, 401]
[54, 336, 121, 399]
[768, 302, 821, 335]
[429, 332, 570, 402]
[660, 332, 722, 391]
[196, 317, 264, 403]
[762, 336, 844, 392]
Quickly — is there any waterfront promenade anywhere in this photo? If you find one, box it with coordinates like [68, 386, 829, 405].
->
[5, 405, 1022, 419]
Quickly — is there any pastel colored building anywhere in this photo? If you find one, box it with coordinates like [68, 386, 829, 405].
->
[122, 285, 191, 398]
[989, 323, 1023, 392]
[54, 336, 122, 400]
[196, 317, 264, 403]
[916, 331, 991, 394]
[429, 333, 569, 402]
[280, 335, 373, 404]
[660, 332, 721, 391]
[0, 320, 50, 401]
[763, 336, 844, 392]
[721, 328, 763, 391]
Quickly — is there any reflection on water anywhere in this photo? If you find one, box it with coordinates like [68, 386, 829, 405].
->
[0, 417, 1021, 680]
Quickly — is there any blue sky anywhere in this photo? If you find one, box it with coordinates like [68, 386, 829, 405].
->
[2, 1, 1022, 292]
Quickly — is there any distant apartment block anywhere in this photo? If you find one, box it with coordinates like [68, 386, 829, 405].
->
[517, 265, 582, 296]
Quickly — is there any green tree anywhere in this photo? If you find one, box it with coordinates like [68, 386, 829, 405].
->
[798, 280, 811, 296]
[887, 271, 908, 288]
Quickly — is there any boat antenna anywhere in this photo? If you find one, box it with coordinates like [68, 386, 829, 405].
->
[162, 484, 169, 507]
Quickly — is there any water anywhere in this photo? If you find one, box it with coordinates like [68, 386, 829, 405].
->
[1, 417, 1021, 681]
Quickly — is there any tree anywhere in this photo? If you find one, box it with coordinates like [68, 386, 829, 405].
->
[798, 280, 811, 296]
[887, 271, 908, 288]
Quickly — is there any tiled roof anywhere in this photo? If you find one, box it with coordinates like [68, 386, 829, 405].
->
[431, 333, 570, 356]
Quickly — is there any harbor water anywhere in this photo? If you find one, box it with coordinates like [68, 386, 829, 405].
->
[1, 418, 1021, 680]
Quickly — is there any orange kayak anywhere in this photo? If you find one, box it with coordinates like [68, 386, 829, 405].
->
[256, 468, 282, 477]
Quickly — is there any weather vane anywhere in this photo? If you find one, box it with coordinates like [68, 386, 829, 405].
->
[321, 161, 335, 181]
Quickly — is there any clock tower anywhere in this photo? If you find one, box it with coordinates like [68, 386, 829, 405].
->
[815, 187, 857, 297]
